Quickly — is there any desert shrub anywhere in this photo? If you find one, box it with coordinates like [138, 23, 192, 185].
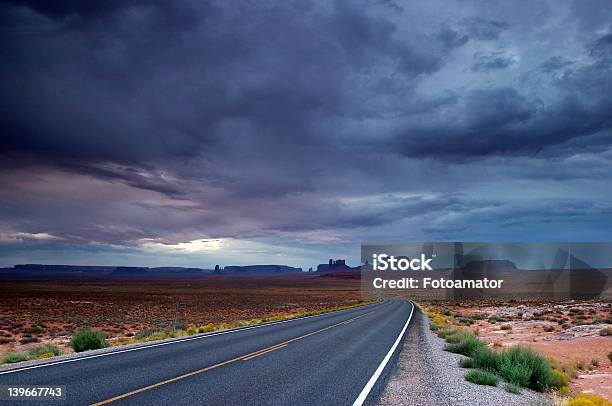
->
[198, 324, 216, 333]
[71, 329, 107, 352]
[548, 369, 568, 390]
[543, 325, 555, 332]
[505, 383, 521, 394]
[142, 331, 169, 342]
[591, 358, 600, 367]
[19, 336, 39, 344]
[436, 327, 458, 339]
[431, 315, 446, 325]
[27, 344, 61, 358]
[471, 346, 500, 371]
[500, 324, 512, 330]
[445, 332, 470, 344]
[488, 315, 505, 323]
[25, 325, 45, 334]
[608, 351, 612, 363]
[566, 392, 610, 406]
[35, 352, 54, 359]
[134, 328, 164, 340]
[459, 357, 475, 368]
[465, 369, 499, 386]
[186, 326, 198, 335]
[2, 351, 29, 364]
[563, 362, 580, 379]
[599, 327, 612, 336]
[172, 330, 188, 337]
[498, 356, 531, 387]
[497, 347, 553, 392]
[2, 344, 61, 364]
[445, 333, 484, 356]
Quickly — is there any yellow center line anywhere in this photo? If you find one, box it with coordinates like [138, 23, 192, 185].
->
[242, 343, 288, 361]
[91, 309, 376, 406]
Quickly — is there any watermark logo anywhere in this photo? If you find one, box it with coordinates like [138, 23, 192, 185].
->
[372, 254, 434, 271]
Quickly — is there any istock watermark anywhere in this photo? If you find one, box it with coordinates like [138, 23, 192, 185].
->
[371, 254, 434, 271]
[361, 242, 612, 301]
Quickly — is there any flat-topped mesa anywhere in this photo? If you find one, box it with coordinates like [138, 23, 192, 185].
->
[213, 265, 302, 275]
[316, 259, 359, 273]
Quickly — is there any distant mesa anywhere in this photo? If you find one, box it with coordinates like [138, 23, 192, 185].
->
[112, 266, 149, 275]
[1, 264, 214, 278]
[316, 259, 360, 273]
[212, 265, 302, 275]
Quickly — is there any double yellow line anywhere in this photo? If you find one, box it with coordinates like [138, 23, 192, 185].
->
[92, 310, 374, 405]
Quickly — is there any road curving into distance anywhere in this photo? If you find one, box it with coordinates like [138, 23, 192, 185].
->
[0, 299, 414, 406]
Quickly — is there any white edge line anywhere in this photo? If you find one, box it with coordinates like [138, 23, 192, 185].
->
[0, 300, 383, 376]
[352, 301, 414, 406]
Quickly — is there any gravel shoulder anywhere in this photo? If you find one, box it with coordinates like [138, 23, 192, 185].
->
[378, 307, 551, 406]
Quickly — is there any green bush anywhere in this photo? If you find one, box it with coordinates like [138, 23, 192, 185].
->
[497, 347, 553, 392]
[471, 346, 500, 371]
[2, 344, 61, 364]
[465, 369, 499, 386]
[26, 344, 61, 358]
[445, 333, 484, 356]
[498, 357, 531, 387]
[2, 351, 30, 364]
[459, 357, 475, 368]
[444, 332, 465, 344]
[71, 329, 107, 352]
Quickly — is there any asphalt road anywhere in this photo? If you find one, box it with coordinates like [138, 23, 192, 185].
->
[0, 299, 414, 406]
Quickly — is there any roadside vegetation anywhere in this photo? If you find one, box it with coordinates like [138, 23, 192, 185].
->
[2, 344, 61, 364]
[112, 301, 375, 346]
[422, 305, 612, 405]
[1, 300, 374, 365]
[71, 328, 108, 352]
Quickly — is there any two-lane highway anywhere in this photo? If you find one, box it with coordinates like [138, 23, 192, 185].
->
[0, 300, 414, 405]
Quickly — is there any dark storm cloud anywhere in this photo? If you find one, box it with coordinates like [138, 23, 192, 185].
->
[436, 17, 508, 50]
[1, 0, 612, 266]
[462, 17, 509, 40]
[539, 56, 573, 73]
[393, 85, 612, 158]
[436, 27, 469, 50]
[471, 51, 515, 71]
[591, 33, 612, 63]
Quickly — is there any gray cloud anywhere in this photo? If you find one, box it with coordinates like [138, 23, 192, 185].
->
[1, 0, 612, 267]
[471, 51, 515, 71]
[462, 17, 509, 40]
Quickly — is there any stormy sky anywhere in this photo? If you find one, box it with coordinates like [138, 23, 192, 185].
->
[1, 0, 612, 269]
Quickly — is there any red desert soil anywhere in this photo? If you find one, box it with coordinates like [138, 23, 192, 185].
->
[428, 301, 612, 400]
[0, 274, 362, 358]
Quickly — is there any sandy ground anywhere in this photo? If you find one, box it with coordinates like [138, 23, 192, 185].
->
[0, 274, 361, 359]
[425, 301, 612, 400]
